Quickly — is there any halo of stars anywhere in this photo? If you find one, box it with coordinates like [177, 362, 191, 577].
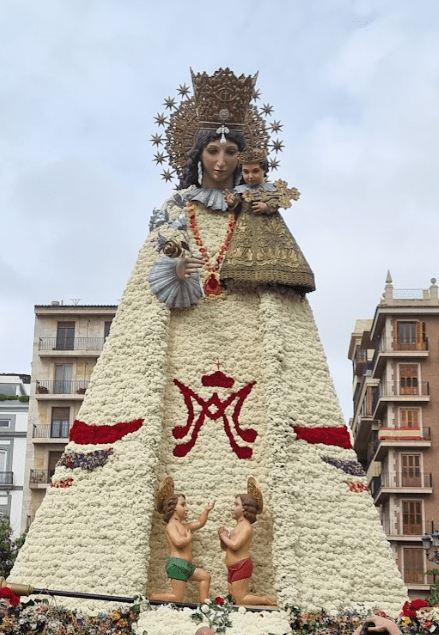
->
[152, 76, 286, 184]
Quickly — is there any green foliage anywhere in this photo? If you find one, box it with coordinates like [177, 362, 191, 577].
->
[428, 575, 439, 606]
[0, 393, 29, 402]
[0, 514, 27, 577]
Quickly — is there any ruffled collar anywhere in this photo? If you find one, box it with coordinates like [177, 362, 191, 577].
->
[185, 188, 228, 212]
[233, 181, 276, 194]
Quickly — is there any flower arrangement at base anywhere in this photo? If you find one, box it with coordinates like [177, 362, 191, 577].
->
[191, 597, 238, 633]
[0, 597, 145, 634]
[2, 597, 439, 635]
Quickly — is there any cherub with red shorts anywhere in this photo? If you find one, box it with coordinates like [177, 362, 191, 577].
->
[218, 480, 275, 606]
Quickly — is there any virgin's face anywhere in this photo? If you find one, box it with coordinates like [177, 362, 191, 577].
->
[201, 140, 239, 189]
[232, 496, 244, 520]
[175, 496, 187, 520]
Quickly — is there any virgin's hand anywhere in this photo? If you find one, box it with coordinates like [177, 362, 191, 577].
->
[176, 256, 204, 281]
[206, 501, 215, 512]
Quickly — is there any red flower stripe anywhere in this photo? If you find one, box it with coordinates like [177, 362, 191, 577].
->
[70, 419, 144, 444]
[346, 481, 370, 493]
[292, 425, 352, 449]
[50, 478, 74, 489]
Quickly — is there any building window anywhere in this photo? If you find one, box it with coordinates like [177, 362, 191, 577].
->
[399, 364, 419, 395]
[104, 321, 112, 340]
[400, 408, 420, 429]
[0, 450, 6, 471]
[403, 547, 425, 584]
[396, 321, 426, 350]
[51, 407, 70, 438]
[0, 419, 11, 428]
[48, 451, 64, 479]
[54, 364, 72, 394]
[401, 454, 421, 487]
[56, 322, 75, 351]
[402, 501, 422, 535]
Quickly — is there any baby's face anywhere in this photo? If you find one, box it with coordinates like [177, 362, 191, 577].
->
[242, 163, 265, 186]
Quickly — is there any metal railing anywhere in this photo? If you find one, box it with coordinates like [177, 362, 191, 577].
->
[33, 423, 70, 439]
[382, 517, 434, 536]
[371, 472, 432, 497]
[39, 337, 105, 352]
[372, 381, 430, 412]
[379, 337, 428, 352]
[393, 288, 425, 299]
[29, 469, 56, 484]
[377, 426, 431, 443]
[35, 380, 89, 395]
[0, 471, 13, 485]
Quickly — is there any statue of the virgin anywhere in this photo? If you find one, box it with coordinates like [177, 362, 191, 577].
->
[9, 68, 407, 615]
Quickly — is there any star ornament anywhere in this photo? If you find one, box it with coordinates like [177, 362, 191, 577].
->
[271, 139, 284, 153]
[154, 113, 167, 127]
[261, 103, 274, 116]
[252, 89, 262, 101]
[163, 96, 176, 110]
[270, 120, 283, 133]
[153, 151, 167, 165]
[269, 158, 280, 171]
[151, 134, 164, 146]
[161, 169, 175, 182]
[177, 83, 190, 98]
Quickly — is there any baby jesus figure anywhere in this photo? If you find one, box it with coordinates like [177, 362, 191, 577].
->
[220, 148, 314, 295]
[151, 478, 215, 603]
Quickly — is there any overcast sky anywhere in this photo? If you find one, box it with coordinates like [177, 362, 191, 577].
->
[1, 0, 438, 421]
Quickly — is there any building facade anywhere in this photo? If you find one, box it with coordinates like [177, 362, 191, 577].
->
[0, 374, 30, 538]
[348, 274, 439, 599]
[21, 303, 117, 532]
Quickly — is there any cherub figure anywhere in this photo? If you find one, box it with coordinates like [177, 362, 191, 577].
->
[150, 478, 215, 603]
[218, 478, 275, 606]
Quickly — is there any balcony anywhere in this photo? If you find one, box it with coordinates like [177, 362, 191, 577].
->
[38, 337, 105, 357]
[371, 337, 429, 377]
[382, 517, 435, 540]
[373, 427, 432, 461]
[372, 381, 430, 417]
[29, 469, 55, 488]
[35, 380, 89, 400]
[371, 471, 433, 504]
[32, 423, 70, 443]
[0, 471, 13, 488]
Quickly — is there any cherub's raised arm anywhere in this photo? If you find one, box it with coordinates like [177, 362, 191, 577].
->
[185, 502, 215, 532]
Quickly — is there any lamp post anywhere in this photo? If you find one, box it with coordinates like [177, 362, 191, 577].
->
[422, 530, 439, 564]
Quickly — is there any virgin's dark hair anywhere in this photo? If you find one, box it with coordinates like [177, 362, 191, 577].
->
[177, 129, 246, 190]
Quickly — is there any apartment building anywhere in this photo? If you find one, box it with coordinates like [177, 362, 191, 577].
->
[348, 273, 439, 599]
[0, 374, 29, 538]
[21, 303, 117, 532]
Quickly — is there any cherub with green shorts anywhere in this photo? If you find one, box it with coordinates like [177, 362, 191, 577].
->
[150, 478, 215, 603]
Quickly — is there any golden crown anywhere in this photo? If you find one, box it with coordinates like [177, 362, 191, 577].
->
[151, 68, 285, 183]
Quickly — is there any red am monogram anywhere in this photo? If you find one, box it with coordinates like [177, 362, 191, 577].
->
[172, 370, 257, 459]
